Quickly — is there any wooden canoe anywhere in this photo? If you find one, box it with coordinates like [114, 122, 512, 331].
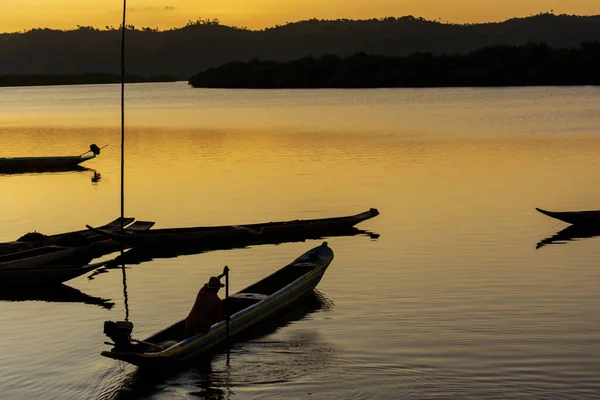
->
[536, 208, 600, 226]
[0, 260, 108, 287]
[0, 216, 136, 256]
[87, 208, 379, 249]
[0, 154, 96, 173]
[0, 220, 156, 270]
[101, 242, 334, 367]
[0, 144, 102, 173]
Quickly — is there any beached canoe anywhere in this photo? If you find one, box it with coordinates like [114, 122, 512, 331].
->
[101, 242, 334, 367]
[0, 144, 102, 173]
[536, 208, 600, 226]
[0, 260, 108, 287]
[87, 208, 379, 248]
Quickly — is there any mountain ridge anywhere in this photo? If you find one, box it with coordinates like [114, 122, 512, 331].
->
[2, 13, 599, 79]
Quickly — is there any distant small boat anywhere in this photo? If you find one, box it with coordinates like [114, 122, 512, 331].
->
[100, 242, 334, 367]
[0, 260, 108, 287]
[87, 208, 380, 249]
[536, 208, 600, 226]
[0, 144, 103, 173]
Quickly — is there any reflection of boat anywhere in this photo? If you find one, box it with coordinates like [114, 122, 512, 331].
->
[0, 260, 109, 286]
[87, 208, 379, 249]
[536, 207, 600, 226]
[0, 144, 102, 173]
[104, 227, 378, 268]
[101, 242, 334, 367]
[0, 283, 114, 309]
[536, 224, 600, 249]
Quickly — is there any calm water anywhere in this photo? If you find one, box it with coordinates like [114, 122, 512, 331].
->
[1, 83, 600, 400]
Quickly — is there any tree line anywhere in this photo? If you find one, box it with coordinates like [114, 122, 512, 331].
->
[188, 42, 600, 88]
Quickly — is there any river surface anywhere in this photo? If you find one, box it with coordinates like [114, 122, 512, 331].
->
[1, 83, 600, 399]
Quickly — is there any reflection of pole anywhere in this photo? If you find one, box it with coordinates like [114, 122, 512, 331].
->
[121, 251, 129, 322]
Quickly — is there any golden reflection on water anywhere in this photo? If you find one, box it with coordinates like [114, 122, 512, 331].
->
[2, 86, 600, 399]
[2, 122, 600, 242]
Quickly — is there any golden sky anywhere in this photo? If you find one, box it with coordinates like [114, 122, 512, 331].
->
[1, 0, 598, 33]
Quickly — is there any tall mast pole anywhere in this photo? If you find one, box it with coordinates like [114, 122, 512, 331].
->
[120, 0, 130, 322]
[120, 0, 126, 229]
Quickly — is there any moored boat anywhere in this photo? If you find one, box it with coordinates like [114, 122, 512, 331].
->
[0, 216, 136, 256]
[87, 208, 379, 249]
[0, 220, 156, 269]
[0, 144, 103, 173]
[536, 207, 600, 226]
[0, 260, 108, 287]
[100, 242, 334, 367]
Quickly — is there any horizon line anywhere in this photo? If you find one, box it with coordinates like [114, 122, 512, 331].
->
[1, 12, 598, 35]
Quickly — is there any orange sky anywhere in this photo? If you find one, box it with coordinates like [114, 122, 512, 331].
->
[1, 0, 598, 33]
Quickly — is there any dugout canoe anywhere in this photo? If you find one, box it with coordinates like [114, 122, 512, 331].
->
[0, 144, 102, 173]
[87, 208, 379, 248]
[536, 208, 600, 226]
[100, 242, 334, 367]
[0, 216, 136, 256]
[0, 260, 108, 287]
[0, 221, 156, 269]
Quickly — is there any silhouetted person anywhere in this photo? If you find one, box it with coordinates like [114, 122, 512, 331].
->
[185, 276, 224, 336]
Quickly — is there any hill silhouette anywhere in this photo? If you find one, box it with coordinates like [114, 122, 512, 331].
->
[1, 13, 599, 80]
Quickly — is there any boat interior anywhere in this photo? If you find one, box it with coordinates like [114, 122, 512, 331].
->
[107, 261, 323, 353]
[0, 245, 68, 263]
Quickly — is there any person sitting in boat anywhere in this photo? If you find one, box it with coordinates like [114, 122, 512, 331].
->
[185, 276, 225, 336]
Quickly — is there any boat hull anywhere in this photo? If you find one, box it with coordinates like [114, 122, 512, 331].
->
[101, 242, 334, 367]
[88, 208, 379, 248]
[536, 208, 600, 226]
[0, 154, 96, 173]
[0, 261, 107, 286]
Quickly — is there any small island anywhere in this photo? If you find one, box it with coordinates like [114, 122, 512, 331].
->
[189, 42, 600, 88]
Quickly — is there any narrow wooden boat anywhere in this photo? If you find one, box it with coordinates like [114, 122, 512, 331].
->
[87, 208, 379, 248]
[0, 216, 136, 256]
[0, 144, 102, 173]
[536, 208, 600, 226]
[0, 260, 108, 287]
[0, 220, 156, 269]
[101, 242, 334, 367]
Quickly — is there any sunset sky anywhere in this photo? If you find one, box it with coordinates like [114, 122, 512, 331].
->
[2, 0, 598, 33]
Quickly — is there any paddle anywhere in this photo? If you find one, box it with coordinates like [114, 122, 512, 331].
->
[217, 266, 230, 348]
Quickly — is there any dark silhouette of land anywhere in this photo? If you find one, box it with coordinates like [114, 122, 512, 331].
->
[188, 42, 600, 88]
[0, 73, 177, 87]
[1, 13, 599, 83]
